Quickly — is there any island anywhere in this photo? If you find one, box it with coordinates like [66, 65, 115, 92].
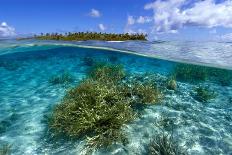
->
[18, 32, 147, 41]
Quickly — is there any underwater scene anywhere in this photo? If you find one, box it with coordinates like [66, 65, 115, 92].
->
[0, 40, 232, 155]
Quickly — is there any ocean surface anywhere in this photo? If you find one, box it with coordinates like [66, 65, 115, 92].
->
[0, 40, 232, 155]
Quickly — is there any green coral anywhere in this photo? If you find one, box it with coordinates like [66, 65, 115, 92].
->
[89, 63, 126, 83]
[82, 56, 95, 66]
[173, 64, 208, 83]
[49, 71, 74, 85]
[49, 79, 135, 150]
[49, 64, 163, 151]
[148, 132, 187, 155]
[208, 68, 232, 86]
[166, 78, 177, 90]
[194, 86, 216, 102]
[0, 144, 11, 155]
[173, 63, 232, 86]
[121, 83, 162, 104]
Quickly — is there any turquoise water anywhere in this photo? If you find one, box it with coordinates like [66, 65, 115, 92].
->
[0, 41, 232, 155]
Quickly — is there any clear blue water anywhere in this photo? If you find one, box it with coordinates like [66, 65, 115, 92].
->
[0, 40, 232, 155]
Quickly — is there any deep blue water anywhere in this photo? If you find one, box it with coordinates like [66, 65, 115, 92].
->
[0, 41, 232, 155]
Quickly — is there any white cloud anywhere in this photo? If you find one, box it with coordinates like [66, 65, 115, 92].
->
[98, 24, 106, 31]
[125, 15, 150, 34]
[137, 16, 152, 24]
[1, 22, 7, 27]
[0, 22, 16, 37]
[127, 15, 135, 25]
[145, 0, 232, 33]
[127, 15, 152, 25]
[218, 33, 232, 41]
[89, 9, 101, 18]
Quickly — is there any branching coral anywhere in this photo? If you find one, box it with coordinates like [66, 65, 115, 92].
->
[82, 57, 95, 66]
[49, 71, 74, 85]
[173, 63, 232, 86]
[166, 77, 177, 90]
[128, 83, 162, 104]
[89, 63, 126, 83]
[148, 132, 187, 155]
[49, 64, 163, 152]
[194, 86, 217, 102]
[208, 68, 232, 86]
[173, 64, 208, 83]
[0, 144, 11, 155]
[49, 79, 135, 150]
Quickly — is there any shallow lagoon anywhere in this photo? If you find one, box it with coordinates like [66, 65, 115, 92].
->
[0, 41, 232, 155]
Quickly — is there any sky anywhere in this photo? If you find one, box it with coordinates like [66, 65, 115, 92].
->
[1, 0, 232, 41]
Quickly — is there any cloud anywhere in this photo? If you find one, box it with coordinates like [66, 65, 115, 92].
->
[125, 15, 150, 34]
[137, 16, 152, 24]
[0, 22, 16, 37]
[98, 24, 106, 31]
[127, 15, 152, 25]
[145, 0, 232, 33]
[89, 9, 101, 18]
[218, 33, 232, 41]
[127, 16, 135, 25]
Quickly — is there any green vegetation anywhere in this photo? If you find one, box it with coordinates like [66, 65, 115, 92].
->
[121, 82, 162, 104]
[50, 79, 135, 149]
[89, 63, 126, 83]
[49, 63, 162, 151]
[148, 132, 186, 155]
[208, 68, 232, 86]
[0, 120, 11, 134]
[25, 32, 147, 41]
[173, 63, 232, 86]
[49, 72, 74, 85]
[166, 78, 177, 90]
[173, 64, 208, 83]
[82, 57, 95, 66]
[0, 144, 11, 155]
[194, 86, 217, 102]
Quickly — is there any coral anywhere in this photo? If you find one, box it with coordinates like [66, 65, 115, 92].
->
[173, 63, 232, 86]
[0, 113, 18, 134]
[173, 64, 208, 83]
[194, 86, 217, 102]
[82, 57, 95, 66]
[0, 144, 11, 155]
[208, 68, 232, 86]
[121, 81, 162, 106]
[166, 78, 177, 90]
[0, 120, 11, 134]
[49, 79, 135, 150]
[148, 132, 187, 155]
[49, 64, 164, 151]
[89, 63, 126, 83]
[49, 71, 74, 85]
[157, 116, 175, 131]
[130, 83, 162, 104]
